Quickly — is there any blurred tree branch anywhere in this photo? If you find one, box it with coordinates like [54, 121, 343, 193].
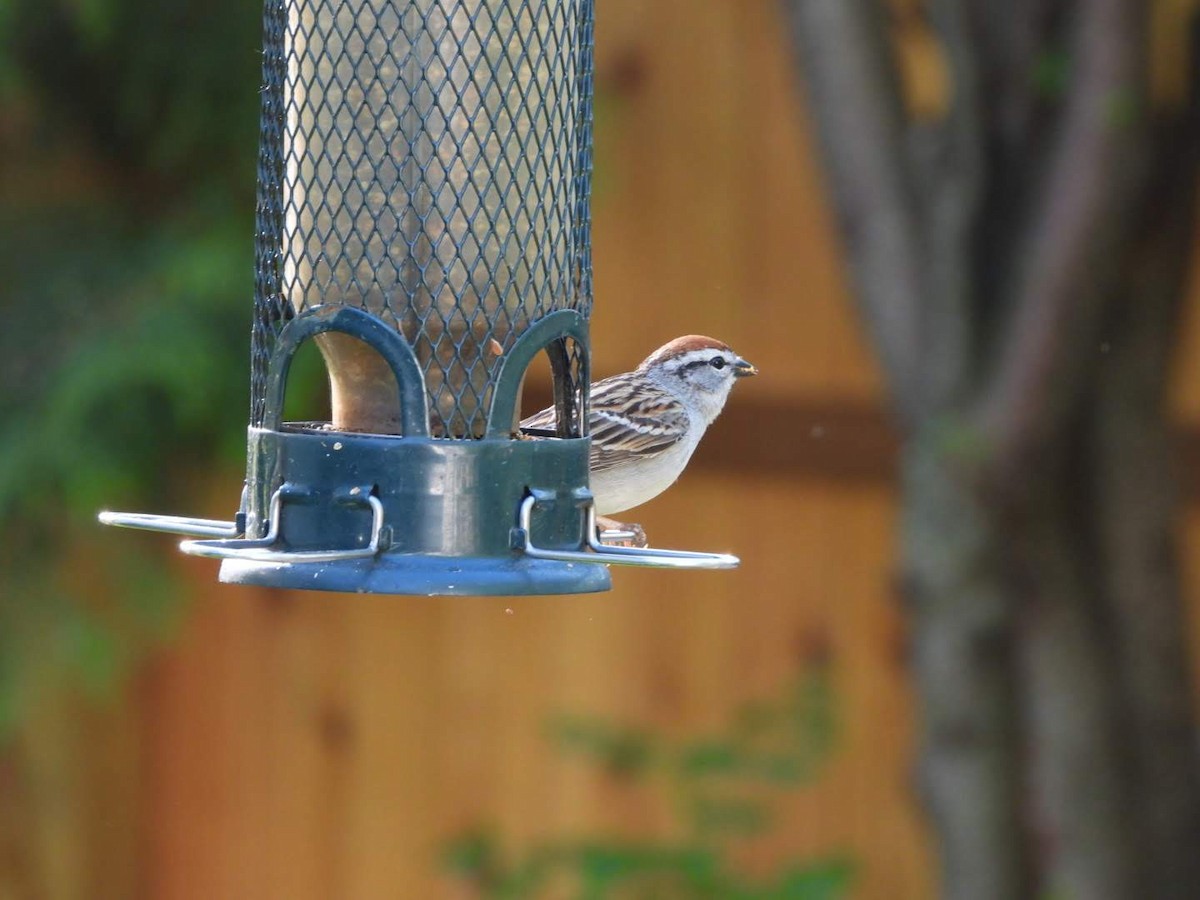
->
[783, 0, 927, 422]
[980, 0, 1146, 480]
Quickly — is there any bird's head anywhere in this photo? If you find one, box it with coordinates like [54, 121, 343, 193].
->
[638, 335, 757, 422]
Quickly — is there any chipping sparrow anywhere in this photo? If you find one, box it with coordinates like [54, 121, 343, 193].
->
[521, 335, 757, 516]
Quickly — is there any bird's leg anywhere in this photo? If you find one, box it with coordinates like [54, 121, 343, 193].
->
[596, 516, 648, 549]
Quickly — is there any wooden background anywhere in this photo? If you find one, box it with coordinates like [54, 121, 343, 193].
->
[20, 1, 1200, 898]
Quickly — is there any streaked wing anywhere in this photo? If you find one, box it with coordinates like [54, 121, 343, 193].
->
[519, 404, 558, 433]
[521, 374, 688, 473]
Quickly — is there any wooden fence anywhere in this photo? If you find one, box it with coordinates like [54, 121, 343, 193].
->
[20, 1, 1200, 897]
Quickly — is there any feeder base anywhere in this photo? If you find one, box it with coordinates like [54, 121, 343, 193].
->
[218, 553, 611, 596]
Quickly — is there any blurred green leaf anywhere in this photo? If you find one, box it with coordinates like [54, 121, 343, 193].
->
[444, 828, 501, 882]
[450, 673, 851, 898]
[679, 738, 742, 776]
[549, 715, 659, 777]
[1106, 87, 1142, 129]
[1033, 49, 1070, 99]
[774, 859, 856, 900]
[688, 794, 772, 837]
[60, 607, 122, 699]
[1, 0, 259, 741]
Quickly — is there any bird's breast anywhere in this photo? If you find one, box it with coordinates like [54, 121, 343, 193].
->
[589, 431, 702, 517]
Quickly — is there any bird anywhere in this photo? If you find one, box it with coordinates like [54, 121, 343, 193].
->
[521, 335, 757, 517]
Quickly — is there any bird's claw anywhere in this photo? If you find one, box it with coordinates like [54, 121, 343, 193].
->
[596, 516, 648, 549]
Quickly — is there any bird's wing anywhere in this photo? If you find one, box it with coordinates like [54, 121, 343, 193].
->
[521, 376, 688, 473]
[519, 403, 558, 433]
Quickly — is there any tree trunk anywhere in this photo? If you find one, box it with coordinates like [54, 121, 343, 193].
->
[1009, 457, 1138, 899]
[783, 0, 1200, 893]
[899, 434, 1032, 900]
[1092, 286, 1200, 897]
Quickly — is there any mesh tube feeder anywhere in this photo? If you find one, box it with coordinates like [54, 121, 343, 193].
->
[100, 0, 738, 595]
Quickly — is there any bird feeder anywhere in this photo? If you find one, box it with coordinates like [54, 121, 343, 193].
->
[100, 0, 738, 595]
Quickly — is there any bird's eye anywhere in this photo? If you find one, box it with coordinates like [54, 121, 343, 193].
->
[709, 357, 726, 369]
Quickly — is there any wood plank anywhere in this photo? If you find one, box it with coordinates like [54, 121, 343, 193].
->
[128, 3, 1200, 900]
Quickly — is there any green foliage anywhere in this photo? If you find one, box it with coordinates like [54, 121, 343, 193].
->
[443, 670, 853, 899]
[0, 203, 254, 733]
[1032, 49, 1071, 100]
[1104, 88, 1143, 129]
[0, 0, 268, 738]
[2, 0, 261, 181]
[1030, 47, 1142, 129]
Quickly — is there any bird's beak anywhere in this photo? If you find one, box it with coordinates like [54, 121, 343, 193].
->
[733, 357, 758, 378]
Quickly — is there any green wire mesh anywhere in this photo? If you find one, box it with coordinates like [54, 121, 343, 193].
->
[251, 0, 594, 438]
